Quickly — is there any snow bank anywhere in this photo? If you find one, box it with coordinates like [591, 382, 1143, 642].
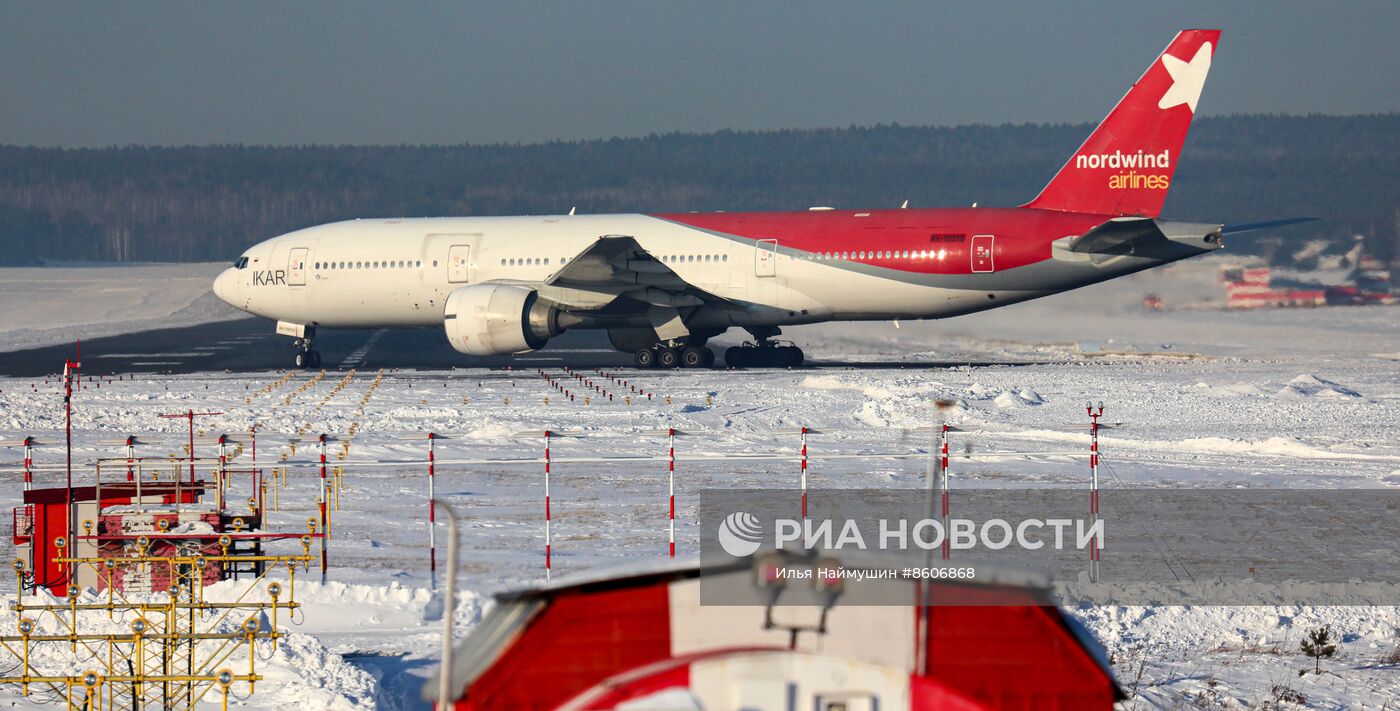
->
[994, 388, 1045, 407]
[1276, 373, 1361, 399]
[0, 263, 244, 352]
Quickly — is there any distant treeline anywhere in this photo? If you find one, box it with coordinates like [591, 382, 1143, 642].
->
[1, 114, 1397, 266]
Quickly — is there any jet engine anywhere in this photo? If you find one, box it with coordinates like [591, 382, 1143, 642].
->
[444, 284, 563, 355]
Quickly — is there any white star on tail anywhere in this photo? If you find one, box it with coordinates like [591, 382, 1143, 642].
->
[1157, 42, 1212, 112]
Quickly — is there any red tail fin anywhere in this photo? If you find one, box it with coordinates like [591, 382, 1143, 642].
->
[1023, 29, 1219, 218]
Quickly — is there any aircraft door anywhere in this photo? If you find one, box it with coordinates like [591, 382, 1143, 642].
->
[755, 239, 778, 277]
[971, 234, 995, 273]
[448, 244, 471, 283]
[287, 247, 309, 285]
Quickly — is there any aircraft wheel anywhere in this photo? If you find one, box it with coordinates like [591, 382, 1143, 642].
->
[657, 348, 681, 369]
[700, 348, 716, 368]
[634, 348, 657, 369]
[777, 346, 803, 368]
[724, 347, 749, 368]
[681, 346, 710, 368]
[294, 351, 309, 369]
[309, 351, 322, 368]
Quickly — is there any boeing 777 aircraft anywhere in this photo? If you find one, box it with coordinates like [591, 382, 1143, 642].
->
[213, 29, 1296, 369]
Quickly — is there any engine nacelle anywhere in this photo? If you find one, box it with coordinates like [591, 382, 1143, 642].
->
[444, 284, 562, 355]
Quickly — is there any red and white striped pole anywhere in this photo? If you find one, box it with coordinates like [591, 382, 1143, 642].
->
[668, 428, 676, 558]
[124, 436, 135, 483]
[940, 423, 951, 561]
[250, 425, 261, 518]
[319, 433, 329, 584]
[544, 430, 552, 582]
[428, 432, 438, 590]
[217, 435, 228, 512]
[800, 427, 809, 520]
[22, 436, 33, 491]
[1087, 402, 1104, 583]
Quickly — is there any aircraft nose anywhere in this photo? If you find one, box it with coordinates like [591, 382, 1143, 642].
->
[212, 268, 238, 305]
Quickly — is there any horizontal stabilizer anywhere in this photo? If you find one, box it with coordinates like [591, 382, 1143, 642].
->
[1221, 217, 1317, 235]
[1069, 218, 1160, 254]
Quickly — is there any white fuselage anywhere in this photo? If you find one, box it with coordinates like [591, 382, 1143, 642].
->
[213, 214, 1039, 332]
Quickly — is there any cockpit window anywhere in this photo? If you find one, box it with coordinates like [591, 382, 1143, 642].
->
[234, 257, 249, 269]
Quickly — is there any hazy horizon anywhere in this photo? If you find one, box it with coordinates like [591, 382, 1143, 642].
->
[3, 2, 1398, 148]
[0, 110, 1395, 151]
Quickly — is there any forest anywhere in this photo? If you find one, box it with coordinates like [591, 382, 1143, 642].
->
[1, 113, 1396, 265]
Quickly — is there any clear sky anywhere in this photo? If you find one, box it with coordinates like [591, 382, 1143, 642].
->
[2, 1, 1397, 147]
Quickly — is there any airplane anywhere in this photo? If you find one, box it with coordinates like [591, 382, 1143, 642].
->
[213, 29, 1295, 370]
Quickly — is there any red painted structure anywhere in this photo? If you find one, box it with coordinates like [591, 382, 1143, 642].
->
[429, 558, 1121, 710]
[1223, 265, 1398, 309]
[13, 481, 206, 596]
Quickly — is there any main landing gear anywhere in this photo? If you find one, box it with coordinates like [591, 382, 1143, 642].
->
[724, 341, 803, 368]
[293, 339, 322, 369]
[634, 342, 716, 369]
[723, 326, 804, 368]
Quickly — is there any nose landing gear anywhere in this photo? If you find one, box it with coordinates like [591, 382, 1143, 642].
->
[293, 339, 322, 369]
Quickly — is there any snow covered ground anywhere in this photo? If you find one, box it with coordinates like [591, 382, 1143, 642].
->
[0, 256, 1396, 708]
[0, 263, 243, 353]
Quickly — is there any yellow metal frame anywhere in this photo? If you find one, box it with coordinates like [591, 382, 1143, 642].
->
[1, 550, 309, 710]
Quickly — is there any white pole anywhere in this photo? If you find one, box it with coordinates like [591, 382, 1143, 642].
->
[432, 498, 459, 711]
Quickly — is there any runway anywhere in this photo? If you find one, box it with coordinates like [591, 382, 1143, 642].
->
[0, 318, 635, 377]
[0, 318, 1061, 378]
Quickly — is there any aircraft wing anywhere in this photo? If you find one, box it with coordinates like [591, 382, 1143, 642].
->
[536, 234, 719, 311]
